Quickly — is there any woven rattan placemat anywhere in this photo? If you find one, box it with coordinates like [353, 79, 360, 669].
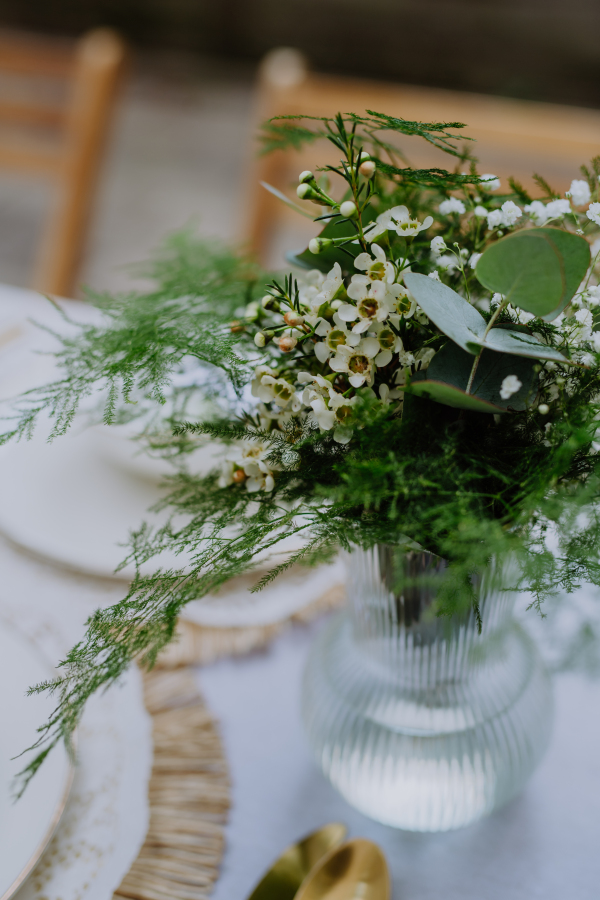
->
[113, 582, 345, 900]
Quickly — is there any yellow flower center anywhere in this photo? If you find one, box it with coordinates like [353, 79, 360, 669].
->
[274, 382, 293, 402]
[327, 329, 347, 349]
[378, 328, 395, 349]
[349, 354, 369, 374]
[335, 404, 353, 422]
[395, 294, 412, 315]
[367, 260, 386, 281]
[358, 298, 378, 319]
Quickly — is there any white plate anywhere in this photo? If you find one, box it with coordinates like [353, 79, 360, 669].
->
[0, 313, 341, 625]
[0, 621, 72, 900]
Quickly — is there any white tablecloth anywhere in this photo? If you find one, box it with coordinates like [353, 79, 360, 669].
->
[199, 618, 600, 900]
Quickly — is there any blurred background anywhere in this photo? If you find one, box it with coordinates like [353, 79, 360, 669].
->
[0, 0, 599, 296]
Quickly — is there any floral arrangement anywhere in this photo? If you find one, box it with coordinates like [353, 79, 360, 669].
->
[7, 111, 600, 786]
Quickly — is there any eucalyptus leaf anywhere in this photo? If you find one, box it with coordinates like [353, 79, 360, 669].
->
[427, 341, 538, 411]
[475, 228, 590, 320]
[466, 326, 571, 363]
[404, 272, 572, 364]
[403, 273, 484, 354]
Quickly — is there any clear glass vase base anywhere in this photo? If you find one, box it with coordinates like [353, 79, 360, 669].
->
[303, 611, 553, 832]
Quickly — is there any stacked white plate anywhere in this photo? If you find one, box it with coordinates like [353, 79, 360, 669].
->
[0, 621, 72, 900]
[0, 310, 344, 627]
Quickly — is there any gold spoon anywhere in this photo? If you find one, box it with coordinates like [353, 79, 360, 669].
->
[295, 838, 390, 900]
[247, 823, 347, 900]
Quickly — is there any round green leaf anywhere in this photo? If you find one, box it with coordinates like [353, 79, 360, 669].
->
[475, 227, 590, 319]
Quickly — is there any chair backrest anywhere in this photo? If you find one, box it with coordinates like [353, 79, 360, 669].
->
[246, 48, 600, 266]
[0, 28, 126, 297]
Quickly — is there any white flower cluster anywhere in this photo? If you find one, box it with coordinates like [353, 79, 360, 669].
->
[225, 167, 600, 493]
[219, 438, 280, 492]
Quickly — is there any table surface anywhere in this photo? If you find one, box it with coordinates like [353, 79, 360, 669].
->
[2, 282, 599, 899]
[199, 617, 600, 900]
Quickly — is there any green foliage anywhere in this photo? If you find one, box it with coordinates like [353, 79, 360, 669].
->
[8, 118, 600, 793]
[413, 343, 537, 412]
[404, 273, 570, 362]
[475, 228, 591, 319]
[0, 232, 263, 445]
[259, 109, 474, 167]
[374, 161, 485, 187]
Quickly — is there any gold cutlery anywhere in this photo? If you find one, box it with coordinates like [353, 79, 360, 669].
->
[295, 838, 390, 900]
[247, 823, 347, 900]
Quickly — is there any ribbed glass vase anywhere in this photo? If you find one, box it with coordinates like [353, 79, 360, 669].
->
[302, 545, 554, 832]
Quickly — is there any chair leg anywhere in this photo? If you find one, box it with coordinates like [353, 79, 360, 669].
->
[32, 29, 126, 298]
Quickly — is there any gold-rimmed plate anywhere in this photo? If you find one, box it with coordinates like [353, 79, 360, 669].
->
[0, 620, 73, 900]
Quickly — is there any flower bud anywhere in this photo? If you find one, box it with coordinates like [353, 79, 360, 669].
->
[340, 200, 358, 218]
[299, 170, 314, 184]
[284, 311, 305, 327]
[330, 299, 342, 310]
[232, 468, 246, 484]
[297, 183, 322, 202]
[278, 335, 298, 352]
[309, 237, 333, 254]
[261, 294, 280, 311]
[359, 160, 376, 178]
[254, 332, 267, 348]
[538, 404, 550, 415]
[230, 320, 244, 333]
[357, 150, 370, 162]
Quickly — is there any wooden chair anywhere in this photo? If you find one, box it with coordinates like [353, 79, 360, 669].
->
[0, 28, 127, 297]
[246, 48, 600, 265]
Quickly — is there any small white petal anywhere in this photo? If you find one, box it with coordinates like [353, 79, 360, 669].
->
[333, 425, 353, 444]
[314, 342, 331, 363]
[349, 373, 366, 387]
[375, 349, 393, 367]
[361, 337, 380, 358]
[329, 356, 348, 373]
[354, 253, 372, 270]
[337, 303, 360, 321]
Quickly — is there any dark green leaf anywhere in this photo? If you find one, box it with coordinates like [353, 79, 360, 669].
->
[427, 341, 538, 411]
[405, 379, 507, 413]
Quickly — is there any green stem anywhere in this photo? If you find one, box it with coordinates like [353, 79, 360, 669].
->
[465, 297, 508, 394]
